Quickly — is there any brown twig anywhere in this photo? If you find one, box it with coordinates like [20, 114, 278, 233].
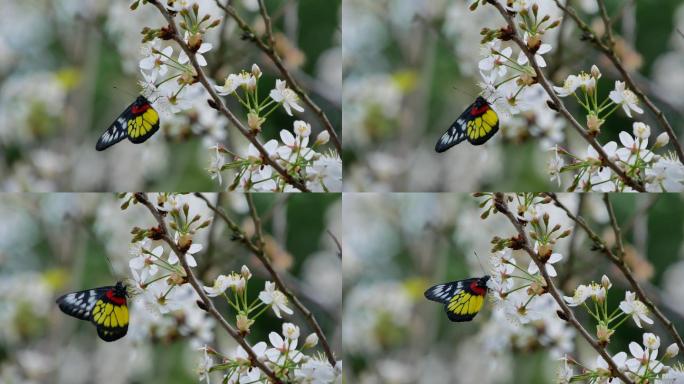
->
[486, 0, 644, 191]
[216, 0, 341, 153]
[195, 192, 338, 366]
[547, 193, 684, 353]
[554, 0, 684, 165]
[327, 230, 342, 259]
[133, 193, 283, 383]
[149, 1, 310, 192]
[244, 193, 337, 366]
[602, 194, 684, 353]
[493, 193, 634, 384]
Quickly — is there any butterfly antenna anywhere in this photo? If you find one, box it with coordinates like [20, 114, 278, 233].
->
[474, 251, 487, 276]
[451, 86, 477, 99]
[103, 253, 125, 283]
[112, 85, 138, 98]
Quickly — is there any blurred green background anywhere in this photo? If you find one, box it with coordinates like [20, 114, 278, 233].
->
[0, 192, 341, 383]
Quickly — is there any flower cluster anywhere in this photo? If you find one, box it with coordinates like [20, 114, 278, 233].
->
[198, 270, 341, 382]
[475, 1, 566, 149]
[549, 67, 684, 192]
[560, 332, 682, 383]
[209, 65, 341, 192]
[127, 194, 214, 347]
[484, 248, 574, 357]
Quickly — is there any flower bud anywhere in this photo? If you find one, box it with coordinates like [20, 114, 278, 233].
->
[633, 122, 651, 140]
[241, 265, 252, 280]
[247, 112, 265, 132]
[596, 323, 614, 344]
[587, 113, 604, 136]
[252, 63, 262, 78]
[654, 132, 669, 149]
[314, 131, 330, 146]
[303, 333, 319, 348]
[236, 314, 254, 333]
[293, 120, 311, 138]
[591, 64, 602, 79]
[601, 274, 612, 289]
[282, 323, 300, 340]
[188, 32, 203, 52]
[665, 343, 679, 358]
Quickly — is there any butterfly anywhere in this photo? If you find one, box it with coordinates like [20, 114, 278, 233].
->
[424, 276, 490, 322]
[96, 95, 160, 151]
[56, 281, 129, 341]
[435, 96, 499, 152]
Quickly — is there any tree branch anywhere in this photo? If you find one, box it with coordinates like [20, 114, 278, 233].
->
[216, 0, 341, 153]
[493, 193, 634, 384]
[133, 193, 283, 383]
[149, 1, 310, 192]
[547, 193, 684, 353]
[554, 0, 684, 165]
[195, 192, 337, 366]
[486, 0, 644, 191]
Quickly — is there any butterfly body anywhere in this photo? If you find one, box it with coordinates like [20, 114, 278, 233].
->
[96, 95, 159, 151]
[424, 276, 490, 322]
[56, 281, 129, 341]
[435, 96, 499, 152]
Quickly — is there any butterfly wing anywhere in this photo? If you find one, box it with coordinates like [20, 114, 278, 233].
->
[465, 105, 499, 145]
[56, 286, 112, 321]
[91, 290, 129, 342]
[95, 96, 160, 150]
[126, 101, 160, 144]
[435, 107, 471, 153]
[95, 102, 134, 151]
[424, 278, 487, 322]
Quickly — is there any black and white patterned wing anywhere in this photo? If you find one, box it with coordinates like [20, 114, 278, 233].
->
[95, 103, 133, 151]
[435, 107, 471, 153]
[56, 286, 111, 321]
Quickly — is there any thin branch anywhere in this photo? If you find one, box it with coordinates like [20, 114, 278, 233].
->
[603, 194, 624, 259]
[596, 0, 615, 46]
[493, 193, 634, 384]
[486, 0, 645, 191]
[133, 193, 283, 383]
[547, 193, 684, 353]
[244, 193, 337, 367]
[559, 193, 584, 290]
[327, 230, 342, 259]
[149, 1, 310, 192]
[216, 0, 341, 153]
[554, 0, 684, 165]
[196, 192, 338, 366]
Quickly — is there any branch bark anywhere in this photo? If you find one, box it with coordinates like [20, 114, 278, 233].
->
[133, 193, 283, 383]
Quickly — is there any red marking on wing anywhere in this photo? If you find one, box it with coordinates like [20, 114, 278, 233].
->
[470, 281, 486, 295]
[131, 103, 150, 114]
[470, 105, 489, 116]
[106, 289, 126, 305]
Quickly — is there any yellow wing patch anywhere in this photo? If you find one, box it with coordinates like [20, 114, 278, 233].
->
[447, 290, 484, 320]
[466, 109, 498, 145]
[127, 108, 159, 140]
[92, 299, 129, 341]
